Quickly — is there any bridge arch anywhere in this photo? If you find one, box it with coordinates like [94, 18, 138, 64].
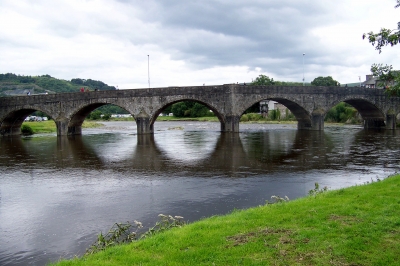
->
[239, 97, 318, 130]
[328, 97, 386, 129]
[0, 106, 55, 136]
[66, 102, 133, 135]
[150, 98, 224, 132]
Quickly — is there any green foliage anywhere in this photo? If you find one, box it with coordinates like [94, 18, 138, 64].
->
[140, 214, 186, 240]
[71, 78, 116, 91]
[85, 215, 185, 256]
[22, 121, 101, 134]
[362, 0, 400, 53]
[31, 111, 51, 120]
[85, 221, 143, 256]
[363, 2, 400, 96]
[171, 102, 188, 117]
[21, 124, 34, 135]
[102, 113, 111, 120]
[0, 73, 116, 95]
[88, 110, 102, 120]
[240, 113, 263, 122]
[192, 103, 213, 117]
[325, 102, 359, 123]
[33, 76, 80, 93]
[311, 76, 340, 86]
[84, 105, 130, 121]
[97, 105, 129, 114]
[269, 109, 281, 120]
[250, 74, 307, 87]
[0, 73, 35, 83]
[251, 74, 275, 85]
[285, 108, 295, 120]
[170, 101, 214, 118]
[308, 182, 328, 197]
[268, 195, 290, 204]
[370, 64, 400, 96]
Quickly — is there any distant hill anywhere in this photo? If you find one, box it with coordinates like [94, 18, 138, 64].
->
[0, 73, 116, 97]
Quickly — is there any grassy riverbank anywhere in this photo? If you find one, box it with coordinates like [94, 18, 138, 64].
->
[22, 120, 103, 134]
[52, 174, 400, 266]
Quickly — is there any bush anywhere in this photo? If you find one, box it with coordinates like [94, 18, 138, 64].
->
[269, 109, 281, 120]
[21, 124, 34, 135]
[240, 114, 249, 122]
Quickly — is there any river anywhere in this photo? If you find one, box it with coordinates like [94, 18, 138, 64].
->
[0, 121, 399, 265]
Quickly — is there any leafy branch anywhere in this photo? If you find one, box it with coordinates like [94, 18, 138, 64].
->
[362, 0, 400, 53]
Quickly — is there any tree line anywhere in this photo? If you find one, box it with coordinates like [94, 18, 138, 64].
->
[0, 73, 116, 94]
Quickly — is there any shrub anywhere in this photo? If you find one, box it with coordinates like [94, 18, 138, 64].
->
[240, 114, 249, 122]
[21, 124, 34, 135]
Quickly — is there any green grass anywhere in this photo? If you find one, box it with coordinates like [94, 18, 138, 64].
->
[52, 175, 400, 266]
[22, 120, 103, 134]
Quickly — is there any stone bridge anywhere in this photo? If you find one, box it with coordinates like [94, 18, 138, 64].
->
[0, 84, 399, 136]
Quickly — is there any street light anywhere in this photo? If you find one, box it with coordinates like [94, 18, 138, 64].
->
[302, 53, 305, 86]
[147, 55, 150, 88]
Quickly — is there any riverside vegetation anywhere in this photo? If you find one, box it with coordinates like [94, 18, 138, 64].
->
[52, 174, 400, 266]
[21, 120, 102, 135]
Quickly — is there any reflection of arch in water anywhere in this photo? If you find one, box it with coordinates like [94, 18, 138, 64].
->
[137, 130, 336, 175]
[57, 136, 107, 168]
[351, 129, 400, 165]
[153, 130, 219, 165]
[0, 137, 31, 166]
[0, 129, 340, 174]
[202, 130, 335, 174]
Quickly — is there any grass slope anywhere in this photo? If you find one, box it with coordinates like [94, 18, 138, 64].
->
[52, 175, 400, 266]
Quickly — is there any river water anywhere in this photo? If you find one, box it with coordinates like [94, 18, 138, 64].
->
[0, 121, 399, 265]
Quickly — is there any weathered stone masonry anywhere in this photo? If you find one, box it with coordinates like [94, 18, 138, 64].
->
[0, 84, 399, 136]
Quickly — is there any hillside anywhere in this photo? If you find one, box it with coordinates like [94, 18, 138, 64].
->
[0, 73, 116, 96]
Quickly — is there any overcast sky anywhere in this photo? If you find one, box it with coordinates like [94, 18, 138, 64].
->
[1, 0, 399, 88]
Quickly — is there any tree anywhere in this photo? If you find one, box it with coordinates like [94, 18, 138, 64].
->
[363, 2, 400, 96]
[370, 64, 400, 96]
[362, 0, 400, 53]
[171, 102, 189, 117]
[251, 74, 275, 86]
[311, 76, 340, 86]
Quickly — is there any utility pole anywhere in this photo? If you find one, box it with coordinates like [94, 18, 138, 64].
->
[148, 55, 150, 88]
[302, 53, 305, 86]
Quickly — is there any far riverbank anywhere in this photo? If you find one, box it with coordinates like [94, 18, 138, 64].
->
[22, 117, 354, 135]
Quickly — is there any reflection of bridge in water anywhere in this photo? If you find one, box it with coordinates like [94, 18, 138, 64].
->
[0, 131, 344, 174]
[2, 128, 400, 176]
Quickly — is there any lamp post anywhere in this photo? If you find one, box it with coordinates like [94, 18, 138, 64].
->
[302, 53, 305, 86]
[147, 55, 150, 88]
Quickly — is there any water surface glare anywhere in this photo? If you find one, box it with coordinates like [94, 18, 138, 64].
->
[0, 121, 399, 265]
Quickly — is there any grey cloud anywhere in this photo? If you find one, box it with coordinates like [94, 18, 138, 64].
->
[116, 0, 349, 78]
